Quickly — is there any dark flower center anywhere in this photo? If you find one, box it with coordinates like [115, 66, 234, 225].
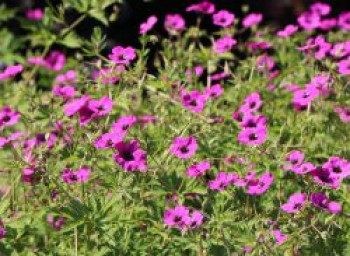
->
[246, 120, 257, 128]
[291, 159, 298, 165]
[293, 203, 302, 209]
[174, 216, 182, 223]
[2, 115, 10, 122]
[249, 102, 256, 108]
[249, 133, 258, 141]
[333, 166, 342, 173]
[122, 151, 134, 161]
[180, 146, 189, 154]
[189, 100, 198, 106]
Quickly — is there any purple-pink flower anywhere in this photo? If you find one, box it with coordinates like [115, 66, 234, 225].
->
[0, 106, 20, 129]
[338, 57, 350, 75]
[276, 25, 298, 38]
[281, 193, 307, 214]
[164, 205, 203, 230]
[62, 167, 90, 183]
[140, 15, 158, 35]
[311, 192, 342, 214]
[297, 12, 320, 31]
[108, 46, 136, 65]
[204, 84, 223, 99]
[242, 13, 263, 28]
[26, 8, 44, 20]
[113, 140, 147, 172]
[170, 136, 198, 159]
[186, 1, 215, 14]
[164, 14, 185, 33]
[273, 229, 288, 245]
[28, 50, 66, 71]
[213, 10, 235, 27]
[213, 35, 237, 54]
[64, 95, 113, 126]
[338, 12, 350, 31]
[186, 161, 210, 177]
[0, 64, 23, 81]
[245, 172, 274, 195]
[180, 89, 207, 113]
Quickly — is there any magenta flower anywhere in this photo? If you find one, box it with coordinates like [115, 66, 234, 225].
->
[239, 113, 267, 129]
[55, 70, 77, 84]
[338, 57, 350, 75]
[310, 2, 331, 16]
[273, 229, 288, 245]
[292, 87, 319, 111]
[22, 167, 42, 184]
[64, 95, 90, 117]
[170, 136, 198, 159]
[186, 1, 215, 14]
[311, 166, 340, 189]
[45, 51, 66, 71]
[338, 12, 350, 31]
[242, 13, 263, 28]
[26, 8, 44, 20]
[330, 41, 350, 58]
[47, 215, 66, 230]
[311, 192, 342, 214]
[186, 210, 204, 229]
[204, 84, 223, 100]
[246, 41, 271, 51]
[234, 171, 256, 187]
[0, 106, 20, 129]
[140, 15, 158, 35]
[164, 205, 190, 230]
[256, 55, 275, 72]
[239, 92, 263, 113]
[64, 95, 112, 126]
[180, 89, 207, 113]
[186, 161, 210, 177]
[276, 25, 298, 38]
[283, 150, 305, 171]
[52, 85, 76, 99]
[208, 172, 238, 191]
[112, 115, 138, 133]
[94, 132, 125, 149]
[213, 10, 235, 27]
[297, 12, 320, 31]
[109, 46, 136, 65]
[319, 18, 337, 31]
[246, 172, 274, 195]
[281, 193, 307, 214]
[293, 162, 315, 175]
[113, 140, 147, 172]
[164, 14, 186, 33]
[28, 50, 66, 71]
[238, 127, 267, 146]
[88, 96, 113, 118]
[298, 36, 331, 60]
[334, 106, 350, 123]
[309, 74, 332, 97]
[62, 167, 90, 183]
[93, 66, 125, 85]
[323, 157, 350, 180]
[213, 35, 237, 54]
[0, 64, 23, 81]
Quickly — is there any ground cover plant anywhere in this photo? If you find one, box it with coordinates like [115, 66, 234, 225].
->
[0, 0, 350, 255]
